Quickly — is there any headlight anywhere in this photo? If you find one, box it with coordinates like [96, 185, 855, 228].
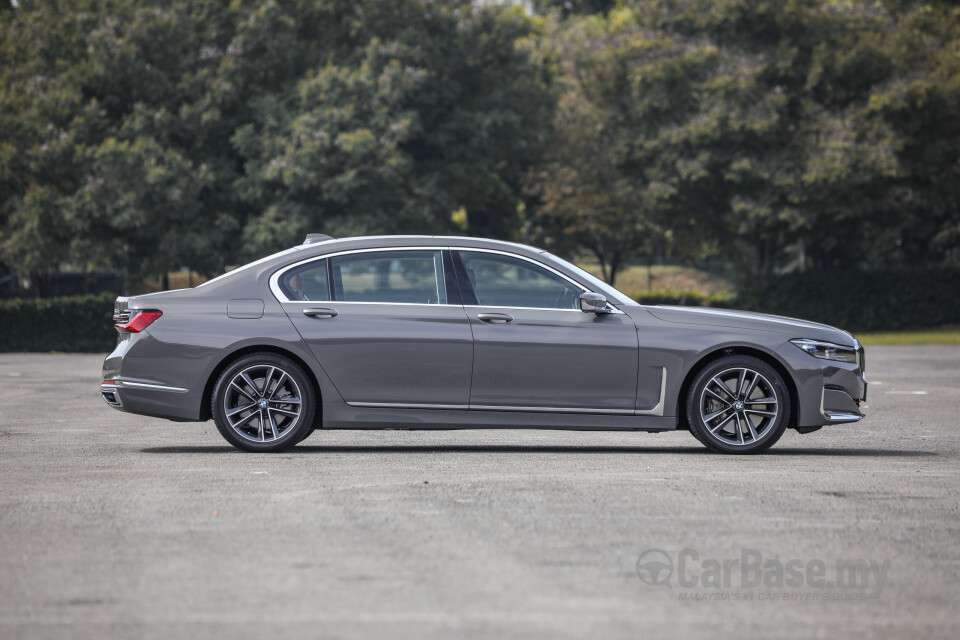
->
[790, 338, 858, 363]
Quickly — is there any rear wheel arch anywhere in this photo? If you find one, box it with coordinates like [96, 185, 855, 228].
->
[200, 345, 322, 426]
[675, 346, 799, 431]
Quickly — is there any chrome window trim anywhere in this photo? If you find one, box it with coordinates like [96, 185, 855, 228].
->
[270, 246, 448, 304]
[451, 246, 585, 290]
[284, 300, 457, 308]
[462, 305, 590, 313]
[452, 246, 586, 311]
[270, 244, 622, 313]
[276, 300, 622, 313]
[452, 246, 623, 314]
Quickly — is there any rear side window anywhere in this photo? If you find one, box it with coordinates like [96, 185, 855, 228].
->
[330, 250, 446, 304]
[278, 259, 330, 301]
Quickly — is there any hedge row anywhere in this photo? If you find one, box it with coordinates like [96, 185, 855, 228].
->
[1, 267, 957, 352]
[0, 293, 117, 352]
[631, 289, 734, 308]
[633, 267, 960, 332]
[731, 267, 960, 333]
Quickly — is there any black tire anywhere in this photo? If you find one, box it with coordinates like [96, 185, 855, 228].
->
[685, 355, 791, 454]
[211, 353, 316, 452]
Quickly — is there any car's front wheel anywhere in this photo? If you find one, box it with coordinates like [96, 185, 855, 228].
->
[686, 355, 791, 454]
[211, 353, 316, 452]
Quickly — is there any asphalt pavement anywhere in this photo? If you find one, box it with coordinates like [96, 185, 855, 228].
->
[1, 346, 958, 639]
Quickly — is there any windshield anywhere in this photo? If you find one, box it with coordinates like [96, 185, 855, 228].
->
[539, 252, 639, 306]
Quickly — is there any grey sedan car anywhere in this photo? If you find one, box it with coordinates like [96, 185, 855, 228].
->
[101, 235, 866, 453]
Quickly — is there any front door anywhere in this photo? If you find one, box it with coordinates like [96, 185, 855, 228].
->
[278, 248, 473, 407]
[453, 249, 639, 412]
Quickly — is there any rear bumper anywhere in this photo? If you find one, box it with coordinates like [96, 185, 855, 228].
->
[101, 332, 208, 421]
[100, 378, 195, 420]
[100, 378, 192, 418]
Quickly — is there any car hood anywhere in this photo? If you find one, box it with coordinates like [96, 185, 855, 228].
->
[642, 305, 856, 346]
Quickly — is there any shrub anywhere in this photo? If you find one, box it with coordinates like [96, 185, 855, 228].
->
[732, 267, 960, 332]
[631, 289, 734, 308]
[0, 293, 117, 352]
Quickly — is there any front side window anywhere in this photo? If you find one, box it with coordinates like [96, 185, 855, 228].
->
[457, 251, 581, 309]
[278, 259, 330, 301]
[330, 250, 446, 304]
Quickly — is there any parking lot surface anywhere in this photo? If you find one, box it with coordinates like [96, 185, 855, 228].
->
[1, 347, 958, 639]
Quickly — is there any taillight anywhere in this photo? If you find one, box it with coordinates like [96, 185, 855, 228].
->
[115, 310, 163, 333]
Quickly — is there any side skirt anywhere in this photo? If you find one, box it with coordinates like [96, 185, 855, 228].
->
[321, 402, 677, 431]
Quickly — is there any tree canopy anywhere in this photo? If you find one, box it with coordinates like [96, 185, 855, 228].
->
[1, 0, 958, 293]
[1, 0, 553, 291]
[526, 0, 960, 282]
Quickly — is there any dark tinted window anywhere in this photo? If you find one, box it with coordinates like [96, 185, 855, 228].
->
[331, 250, 446, 304]
[278, 259, 330, 301]
[458, 251, 581, 309]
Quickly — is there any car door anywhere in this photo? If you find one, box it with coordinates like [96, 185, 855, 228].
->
[274, 248, 473, 407]
[453, 249, 639, 412]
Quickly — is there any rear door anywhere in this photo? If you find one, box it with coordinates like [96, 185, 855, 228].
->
[453, 249, 639, 412]
[275, 248, 473, 407]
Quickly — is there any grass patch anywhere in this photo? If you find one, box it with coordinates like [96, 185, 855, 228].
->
[856, 327, 960, 345]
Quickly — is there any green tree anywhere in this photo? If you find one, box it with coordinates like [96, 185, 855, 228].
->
[234, 0, 555, 255]
[1, 0, 554, 293]
[1, 0, 241, 288]
[525, 16, 657, 286]
[528, 0, 957, 283]
[862, 2, 960, 264]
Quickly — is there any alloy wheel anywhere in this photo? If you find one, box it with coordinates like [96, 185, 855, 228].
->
[223, 364, 303, 443]
[698, 367, 779, 447]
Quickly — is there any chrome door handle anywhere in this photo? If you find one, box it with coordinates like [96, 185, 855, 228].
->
[303, 308, 339, 319]
[477, 312, 513, 324]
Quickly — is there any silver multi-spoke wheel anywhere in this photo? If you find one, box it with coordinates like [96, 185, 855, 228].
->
[687, 355, 790, 453]
[222, 364, 303, 444]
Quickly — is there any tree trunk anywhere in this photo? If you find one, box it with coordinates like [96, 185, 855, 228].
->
[375, 260, 391, 290]
[594, 252, 610, 283]
[608, 252, 621, 288]
[29, 269, 49, 299]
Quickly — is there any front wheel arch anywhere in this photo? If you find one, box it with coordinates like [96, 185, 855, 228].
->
[675, 346, 799, 432]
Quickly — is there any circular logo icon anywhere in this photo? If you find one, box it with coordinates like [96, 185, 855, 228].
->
[636, 549, 673, 587]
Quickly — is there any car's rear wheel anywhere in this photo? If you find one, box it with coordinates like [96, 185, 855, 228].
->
[686, 355, 790, 454]
[211, 353, 316, 452]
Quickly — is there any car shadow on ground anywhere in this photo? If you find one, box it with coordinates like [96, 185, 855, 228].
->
[139, 445, 937, 457]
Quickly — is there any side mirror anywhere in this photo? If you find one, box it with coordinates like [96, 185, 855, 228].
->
[579, 292, 610, 314]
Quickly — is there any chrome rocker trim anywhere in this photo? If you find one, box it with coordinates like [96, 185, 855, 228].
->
[102, 380, 189, 393]
[347, 368, 668, 417]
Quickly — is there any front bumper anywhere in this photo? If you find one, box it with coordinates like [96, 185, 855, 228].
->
[817, 342, 867, 424]
[775, 340, 867, 428]
[821, 386, 864, 423]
